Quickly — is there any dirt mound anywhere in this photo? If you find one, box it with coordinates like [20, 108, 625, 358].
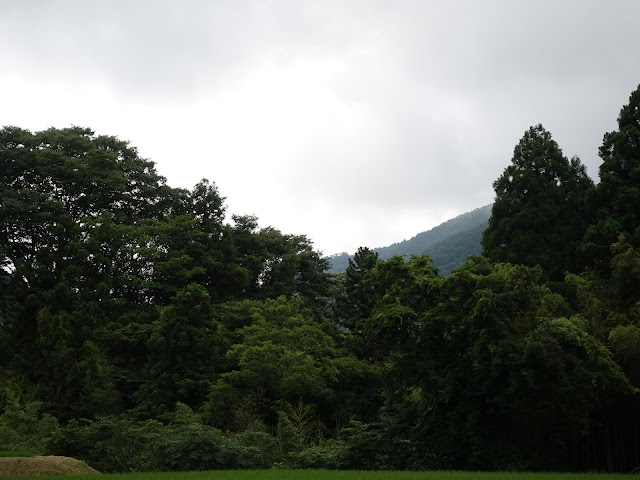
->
[0, 456, 99, 478]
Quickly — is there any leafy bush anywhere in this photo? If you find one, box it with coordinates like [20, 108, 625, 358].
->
[46, 415, 285, 472]
[46, 418, 155, 472]
[290, 439, 348, 469]
[0, 382, 59, 454]
[228, 424, 279, 468]
[143, 422, 230, 471]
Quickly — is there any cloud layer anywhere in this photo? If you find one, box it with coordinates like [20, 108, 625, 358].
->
[2, 0, 640, 254]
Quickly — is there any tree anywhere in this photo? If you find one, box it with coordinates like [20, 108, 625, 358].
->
[567, 238, 640, 390]
[336, 247, 380, 333]
[0, 269, 14, 337]
[582, 84, 640, 271]
[364, 255, 440, 362]
[155, 179, 248, 301]
[205, 296, 370, 437]
[0, 126, 181, 346]
[0, 126, 180, 227]
[231, 215, 330, 309]
[568, 238, 640, 341]
[482, 124, 594, 280]
[0, 126, 188, 418]
[335, 251, 441, 362]
[393, 258, 633, 471]
[135, 283, 222, 418]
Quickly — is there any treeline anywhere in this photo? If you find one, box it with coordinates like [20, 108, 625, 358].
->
[1, 84, 639, 473]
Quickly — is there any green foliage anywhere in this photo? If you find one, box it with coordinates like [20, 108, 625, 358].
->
[376, 259, 633, 470]
[0, 381, 59, 454]
[5, 96, 640, 474]
[135, 284, 222, 418]
[232, 215, 330, 309]
[46, 416, 281, 473]
[0, 270, 15, 334]
[289, 439, 348, 469]
[275, 411, 299, 460]
[336, 247, 380, 335]
[206, 296, 342, 431]
[609, 324, 640, 387]
[483, 125, 594, 279]
[141, 422, 230, 472]
[568, 239, 640, 341]
[582, 84, 640, 271]
[229, 423, 279, 468]
[0, 126, 189, 419]
[33, 304, 119, 420]
[426, 222, 486, 275]
[336, 421, 391, 470]
[0, 125, 180, 291]
[348, 254, 441, 362]
[150, 181, 247, 304]
[13, 471, 640, 480]
[46, 418, 156, 473]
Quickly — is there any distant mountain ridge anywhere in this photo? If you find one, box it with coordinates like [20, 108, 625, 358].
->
[327, 204, 492, 275]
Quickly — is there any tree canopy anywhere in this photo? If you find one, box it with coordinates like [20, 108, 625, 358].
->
[582, 85, 640, 271]
[2, 85, 640, 474]
[482, 124, 594, 280]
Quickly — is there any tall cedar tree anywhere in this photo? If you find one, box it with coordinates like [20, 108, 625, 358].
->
[582, 84, 640, 271]
[339, 247, 380, 333]
[482, 124, 594, 280]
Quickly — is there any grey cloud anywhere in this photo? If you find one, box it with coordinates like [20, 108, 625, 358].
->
[0, 1, 389, 98]
[2, 0, 640, 253]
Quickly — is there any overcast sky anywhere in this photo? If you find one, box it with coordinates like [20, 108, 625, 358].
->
[2, 1, 639, 255]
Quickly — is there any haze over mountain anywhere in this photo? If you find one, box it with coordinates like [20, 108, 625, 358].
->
[327, 204, 492, 275]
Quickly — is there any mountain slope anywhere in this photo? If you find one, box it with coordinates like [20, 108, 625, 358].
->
[327, 204, 492, 274]
[425, 220, 487, 275]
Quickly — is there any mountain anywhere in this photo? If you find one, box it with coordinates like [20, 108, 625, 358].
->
[326, 204, 492, 275]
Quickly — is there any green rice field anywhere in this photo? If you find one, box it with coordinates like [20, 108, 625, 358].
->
[10, 470, 640, 480]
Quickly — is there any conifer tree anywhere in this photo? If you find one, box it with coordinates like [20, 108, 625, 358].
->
[482, 124, 594, 280]
[582, 84, 640, 271]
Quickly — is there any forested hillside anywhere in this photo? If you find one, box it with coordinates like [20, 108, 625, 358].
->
[426, 220, 488, 274]
[1, 85, 640, 474]
[327, 204, 491, 274]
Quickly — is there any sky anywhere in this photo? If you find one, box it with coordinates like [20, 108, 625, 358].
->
[2, 1, 640, 256]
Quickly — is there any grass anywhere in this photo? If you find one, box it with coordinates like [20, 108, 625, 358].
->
[0, 455, 98, 478]
[8, 470, 639, 480]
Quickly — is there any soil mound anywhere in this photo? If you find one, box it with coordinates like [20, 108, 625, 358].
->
[0, 456, 99, 478]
